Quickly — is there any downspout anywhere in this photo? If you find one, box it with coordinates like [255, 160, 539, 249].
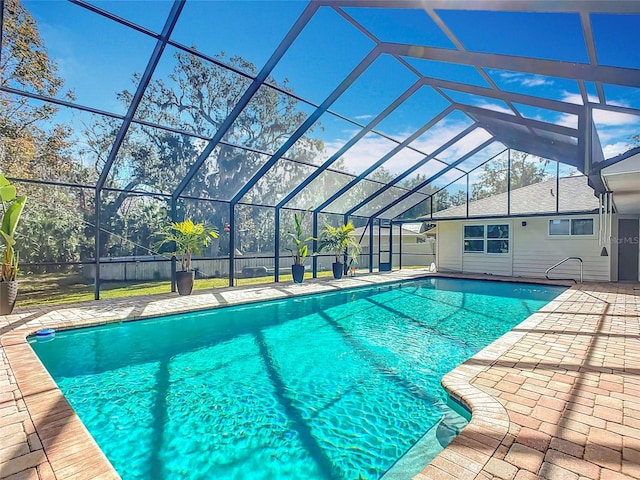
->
[599, 193, 603, 246]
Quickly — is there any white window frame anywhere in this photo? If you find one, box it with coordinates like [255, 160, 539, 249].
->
[548, 218, 595, 237]
[486, 224, 510, 255]
[463, 223, 510, 255]
[463, 224, 485, 253]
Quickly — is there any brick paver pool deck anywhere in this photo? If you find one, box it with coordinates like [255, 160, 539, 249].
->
[1, 270, 638, 480]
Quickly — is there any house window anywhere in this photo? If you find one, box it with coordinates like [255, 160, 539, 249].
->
[464, 225, 484, 253]
[549, 219, 570, 235]
[549, 218, 594, 236]
[571, 218, 594, 235]
[464, 224, 510, 254]
[487, 224, 510, 254]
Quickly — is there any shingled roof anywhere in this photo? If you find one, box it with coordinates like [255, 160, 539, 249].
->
[428, 176, 599, 219]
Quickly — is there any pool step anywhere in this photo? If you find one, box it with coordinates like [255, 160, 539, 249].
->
[380, 408, 468, 480]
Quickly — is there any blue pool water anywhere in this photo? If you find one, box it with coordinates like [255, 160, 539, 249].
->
[31, 278, 565, 480]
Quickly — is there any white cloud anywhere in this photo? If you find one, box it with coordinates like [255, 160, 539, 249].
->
[596, 126, 637, 144]
[409, 121, 473, 155]
[560, 92, 587, 105]
[603, 141, 633, 158]
[499, 72, 554, 87]
[554, 93, 640, 154]
[354, 114, 374, 121]
[556, 112, 579, 128]
[426, 168, 466, 189]
[382, 149, 428, 175]
[411, 159, 448, 179]
[324, 134, 399, 175]
[589, 106, 639, 158]
[562, 91, 639, 109]
[521, 77, 553, 87]
[474, 101, 514, 115]
[559, 92, 640, 128]
[436, 128, 493, 163]
[498, 72, 522, 80]
[323, 120, 494, 178]
[553, 91, 639, 154]
[593, 108, 640, 127]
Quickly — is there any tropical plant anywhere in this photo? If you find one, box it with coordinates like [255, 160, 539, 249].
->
[318, 221, 361, 264]
[286, 213, 315, 265]
[0, 174, 27, 282]
[154, 219, 218, 272]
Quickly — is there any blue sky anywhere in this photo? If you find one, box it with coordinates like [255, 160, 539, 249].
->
[17, 0, 640, 176]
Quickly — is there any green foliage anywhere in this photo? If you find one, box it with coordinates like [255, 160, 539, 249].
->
[10, 181, 94, 272]
[1, 0, 78, 180]
[318, 221, 361, 264]
[0, 0, 95, 273]
[286, 212, 315, 265]
[103, 198, 169, 258]
[1, 0, 66, 97]
[86, 50, 326, 256]
[154, 219, 218, 271]
[471, 151, 549, 200]
[19, 201, 91, 271]
[0, 174, 27, 281]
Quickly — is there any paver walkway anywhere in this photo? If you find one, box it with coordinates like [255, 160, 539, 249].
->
[0, 271, 638, 480]
[419, 281, 640, 480]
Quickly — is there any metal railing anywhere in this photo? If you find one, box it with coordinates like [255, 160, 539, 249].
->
[545, 257, 583, 283]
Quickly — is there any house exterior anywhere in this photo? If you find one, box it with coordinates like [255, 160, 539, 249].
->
[353, 224, 436, 269]
[426, 176, 627, 282]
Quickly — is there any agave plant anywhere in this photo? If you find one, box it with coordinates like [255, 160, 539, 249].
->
[0, 174, 27, 282]
[154, 219, 218, 272]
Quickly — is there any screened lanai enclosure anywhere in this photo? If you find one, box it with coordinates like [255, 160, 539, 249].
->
[2, 0, 640, 300]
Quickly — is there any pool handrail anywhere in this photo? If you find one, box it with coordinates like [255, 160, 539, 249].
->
[545, 256, 583, 283]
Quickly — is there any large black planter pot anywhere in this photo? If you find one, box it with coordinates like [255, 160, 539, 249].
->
[332, 262, 344, 279]
[291, 264, 305, 283]
[0, 281, 18, 315]
[176, 270, 195, 296]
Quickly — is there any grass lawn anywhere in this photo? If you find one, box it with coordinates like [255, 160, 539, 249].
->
[17, 270, 338, 307]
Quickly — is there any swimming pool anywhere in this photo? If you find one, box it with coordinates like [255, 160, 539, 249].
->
[31, 277, 565, 480]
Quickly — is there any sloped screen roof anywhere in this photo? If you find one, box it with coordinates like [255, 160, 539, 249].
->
[2, 0, 639, 222]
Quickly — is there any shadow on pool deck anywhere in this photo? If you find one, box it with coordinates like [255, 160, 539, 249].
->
[1, 272, 639, 480]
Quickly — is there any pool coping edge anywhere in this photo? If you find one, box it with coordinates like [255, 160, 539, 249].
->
[418, 287, 576, 479]
[1, 270, 573, 480]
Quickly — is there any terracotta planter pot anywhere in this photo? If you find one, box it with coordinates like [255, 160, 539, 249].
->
[0, 281, 18, 315]
[176, 271, 195, 296]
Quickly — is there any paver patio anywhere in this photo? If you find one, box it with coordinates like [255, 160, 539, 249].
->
[1, 270, 638, 480]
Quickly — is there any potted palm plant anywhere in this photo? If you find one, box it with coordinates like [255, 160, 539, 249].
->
[319, 221, 361, 279]
[0, 174, 27, 315]
[155, 218, 218, 295]
[286, 213, 315, 284]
